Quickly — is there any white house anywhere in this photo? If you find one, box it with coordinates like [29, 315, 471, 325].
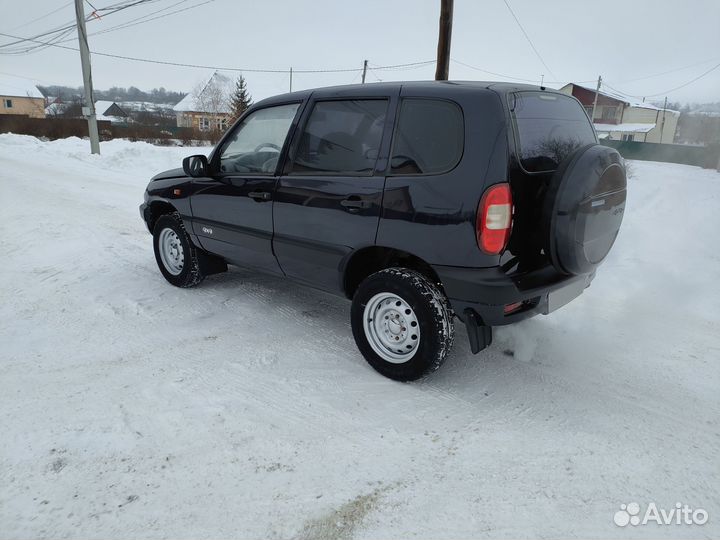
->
[173, 71, 233, 131]
[558, 83, 680, 143]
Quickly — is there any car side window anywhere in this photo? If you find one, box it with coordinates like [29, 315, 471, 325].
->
[290, 99, 388, 175]
[218, 103, 300, 175]
[390, 99, 464, 175]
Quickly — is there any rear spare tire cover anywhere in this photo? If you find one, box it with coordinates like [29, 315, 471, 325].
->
[542, 144, 627, 275]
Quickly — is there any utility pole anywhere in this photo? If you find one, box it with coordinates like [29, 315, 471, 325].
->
[74, 0, 100, 154]
[289, 67, 293, 92]
[590, 75, 602, 125]
[660, 96, 668, 143]
[361, 59, 368, 84]
[434, 0, 453, 80]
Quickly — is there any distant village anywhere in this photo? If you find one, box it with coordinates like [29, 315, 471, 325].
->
[1, 71, 719, 149]
[0, 72, 247, 144]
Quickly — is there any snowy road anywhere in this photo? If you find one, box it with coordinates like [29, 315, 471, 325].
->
[1, 134, 719, 539]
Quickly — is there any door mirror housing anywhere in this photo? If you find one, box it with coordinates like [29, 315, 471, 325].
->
[182, 155, 209, 177]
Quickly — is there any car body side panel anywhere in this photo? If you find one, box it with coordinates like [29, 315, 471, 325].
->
[184, 99, 310, 274]
[272, 88, 399, 293]
[188, 175, 281, 273]
[376, 86, 509, 268]
[143, 176, 196, 237]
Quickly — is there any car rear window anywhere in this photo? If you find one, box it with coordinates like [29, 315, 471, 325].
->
[390, 99, 464, 175]
[511, 91, 596, 173]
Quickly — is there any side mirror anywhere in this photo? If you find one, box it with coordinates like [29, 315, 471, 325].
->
[182, 155, 209, 177]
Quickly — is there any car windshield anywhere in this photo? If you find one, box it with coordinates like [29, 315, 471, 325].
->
[512, 91, 597, 173]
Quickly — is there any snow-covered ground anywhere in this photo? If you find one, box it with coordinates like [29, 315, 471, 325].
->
[1, 134, 718, 539]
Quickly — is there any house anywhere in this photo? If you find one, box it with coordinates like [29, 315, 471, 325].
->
[94, 101, 130, 124]
[173, 71, 233, 131]
[0, 76, 45, 118]
[558, 83, 679, 143]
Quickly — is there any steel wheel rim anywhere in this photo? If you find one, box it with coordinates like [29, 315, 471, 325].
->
[158, 228, 184, 276]
[363, 292, 421, 363]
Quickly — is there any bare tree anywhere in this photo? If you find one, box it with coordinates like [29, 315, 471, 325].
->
[191, 73, 232, 137]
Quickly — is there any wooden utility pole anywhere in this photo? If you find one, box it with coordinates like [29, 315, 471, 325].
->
[434, 0, 453, 80]
[659, 96, 668, 143]
[289, 67, 293, 92]
[590, 75, 602, 124]
[361, 59, 368, 84]
[74, 0, 100, 154]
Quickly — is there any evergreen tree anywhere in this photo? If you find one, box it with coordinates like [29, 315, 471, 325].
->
[230, 75, 253, 121]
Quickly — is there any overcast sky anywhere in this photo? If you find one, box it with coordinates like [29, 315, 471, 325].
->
[1, 0, 719, 104]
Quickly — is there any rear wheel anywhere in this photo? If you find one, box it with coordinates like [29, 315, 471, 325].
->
[153, 212, 205, 288]
[351, 268, 454, 381]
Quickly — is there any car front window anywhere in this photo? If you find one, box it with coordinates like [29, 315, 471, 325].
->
[219, 103, 300, 174]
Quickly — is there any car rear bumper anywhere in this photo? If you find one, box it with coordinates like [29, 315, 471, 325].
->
[433, 264, 595, 326]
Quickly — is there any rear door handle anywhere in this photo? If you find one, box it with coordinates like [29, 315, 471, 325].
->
[340, 197, 371, 211]
[248, 191, 272, 201]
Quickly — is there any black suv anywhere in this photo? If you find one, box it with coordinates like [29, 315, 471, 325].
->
[140, 81, 626, 381]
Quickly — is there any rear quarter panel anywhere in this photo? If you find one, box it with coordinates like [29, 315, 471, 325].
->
[376, 86, 509, 267]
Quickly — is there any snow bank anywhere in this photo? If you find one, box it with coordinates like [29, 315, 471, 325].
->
[0, 133, 211, 181]
[1, 134, 718, 539]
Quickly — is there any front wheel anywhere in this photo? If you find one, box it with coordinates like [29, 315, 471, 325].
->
[351, 268, 454, 381]
[153, 212, 205, 288]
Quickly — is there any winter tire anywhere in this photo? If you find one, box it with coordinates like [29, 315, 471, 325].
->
[351, 268, 454, 381]
[153, 212, 205, 288]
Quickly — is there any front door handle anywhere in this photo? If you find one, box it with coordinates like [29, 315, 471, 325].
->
[340, 197, 371, 211]
[248, 191, 272, 201]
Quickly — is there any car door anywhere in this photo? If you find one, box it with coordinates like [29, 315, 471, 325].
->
[189, 102, 302, 272]
[273, 91, 398, 292]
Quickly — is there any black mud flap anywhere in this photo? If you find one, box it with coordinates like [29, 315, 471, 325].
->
[463, 309, 493, 354]
[198, 252, 228, 276]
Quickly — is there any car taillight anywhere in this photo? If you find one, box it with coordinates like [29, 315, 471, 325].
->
[476, 183, 513, 255]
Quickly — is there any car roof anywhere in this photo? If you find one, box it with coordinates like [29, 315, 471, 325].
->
[255, 80, 554, 107]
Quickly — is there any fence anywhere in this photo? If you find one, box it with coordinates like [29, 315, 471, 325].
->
[0, 116, 222, 145]
[601, 139, 720, 169]
[0, 115, 112, 140]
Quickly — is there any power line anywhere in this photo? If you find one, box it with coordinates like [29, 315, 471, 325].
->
[366, 68, 384, 83]
[452, 58, 545, 83]
[85, 0, 194, 36]
[368, 60, 435, 72]
[8, 1, 74, 32]
[605, 61, 720, 99]
[584, 57, 720, 86]
[0, 32, 434, 74]
[62, 0, 215, 42]
[0, 0, 162, 54]
[500, 0, 557, 81]
[451, 58, 591, 85]
[0, 70, 59, 85]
